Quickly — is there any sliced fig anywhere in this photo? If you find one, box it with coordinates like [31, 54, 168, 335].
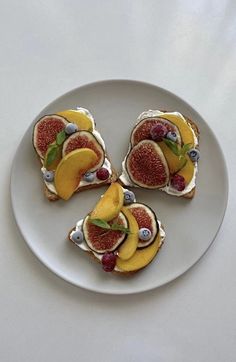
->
[131, 117, 181, 146]
[127, 203, 159, 248]
[82, 212, 128, 253]
[33, 115, 68, 159]
[62, 131, 105, 172]
[126, 140, 169, 188]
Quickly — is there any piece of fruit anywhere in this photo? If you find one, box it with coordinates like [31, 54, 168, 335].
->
[171, 174, 185, 191]
[116, 232, 162, 272]
[90, 183, 124, 221]
[126, 140, 169, 189]
[158, 141, 180, 174]
[33, 115, 68, 159]
[62, 130, 105, 172]
[177, 154, 195, 186]
[150, 124, 168, 141]
[54, 148, 98, 200]
[83, 171, 95, 182]
[188, 148, 200, 162]
[166, 131, 178, 142]
[123, 190, 135, 205]
[43, 170, 54, 182]
[138, 228, 152, 241]
[57, 109, 94, 131]
[131, 118, 181, 146]
[96, 167, 109, 180]
[159, 113, 195, 145]
[127, 203, 159, 248]
[65, 123, 78, 135]
[82, 212, 128, 253]
[101, 252, 117, 272]
[118, 207, 139, 260]
[71, 230, 84, 244]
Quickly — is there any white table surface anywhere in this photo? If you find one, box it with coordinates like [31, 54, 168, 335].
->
[1, 1, 235, 361]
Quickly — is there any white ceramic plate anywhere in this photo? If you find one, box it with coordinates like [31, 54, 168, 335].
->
[11, 80, 228, 295]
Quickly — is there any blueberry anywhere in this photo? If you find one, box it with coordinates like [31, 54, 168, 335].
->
[43, 170, 54, 182]
[83, 172, 95, 182]
[188, 148, 200, 162]
[71, 230, 84, 244]
[65, 123, 78, 135]
[138, 228, 152, 241]
[124, 190, 135, 205]
[166, 131, 177, 142]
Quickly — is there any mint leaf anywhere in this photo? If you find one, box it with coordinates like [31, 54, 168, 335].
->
[45, 145, 58, 167]
[56, 130, 66, 146]
[90, 219, 111, 229]
[110, 224, 131, 234]
[163, 138, 180, 156]
[181, 143, 192, 155]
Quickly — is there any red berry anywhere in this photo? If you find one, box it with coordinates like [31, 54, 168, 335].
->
[150, 124, 168, 141]
[171, 174, 185, 191]
[96, 167, 109, 180]
[101, 252, 117, 272]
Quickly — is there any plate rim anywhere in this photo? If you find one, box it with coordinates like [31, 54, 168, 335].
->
[10, 78, 229, 295]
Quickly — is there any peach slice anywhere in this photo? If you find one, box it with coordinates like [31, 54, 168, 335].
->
[54, 148, 98, 200]
[118, 207, 139, 260]
[90, 183, 124, 222]
[116, 232, 162, 272]
[177, 154, 195, 185]
[159, 113, 195, 146]
[57, 109, 94, 131]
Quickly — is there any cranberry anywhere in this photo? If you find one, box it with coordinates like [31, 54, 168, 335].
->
[101, 252, 117, 272]
[150, 124, 168, 142]
[171, 174, 186, 191]
[96, 167, 109, 180]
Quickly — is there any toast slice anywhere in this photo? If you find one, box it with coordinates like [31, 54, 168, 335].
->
[68, 183, 165, 274]
[32, 108, 117, 201]
[119, 110, 200, 199]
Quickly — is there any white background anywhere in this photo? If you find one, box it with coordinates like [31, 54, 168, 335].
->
[1, 1, 235, 361]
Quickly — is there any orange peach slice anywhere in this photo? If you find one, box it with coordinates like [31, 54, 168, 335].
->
[159, 113, 195, 146]
[118, 207, 139, 260]
[54, 148, 98, 200]
[57, 109, 94, 131]
[116, 232, 162, 272]
[90, 183, 124, 222]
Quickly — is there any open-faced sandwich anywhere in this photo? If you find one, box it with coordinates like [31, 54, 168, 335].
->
[119, 110, 200, 199]
[32, 107, 117, 201]
[69, 182, 165, 274]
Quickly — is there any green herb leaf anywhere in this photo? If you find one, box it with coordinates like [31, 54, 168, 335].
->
[163, 138, 180, 156]
[56, 130, 66, 146]
[110, 224, 131, 234]
[45, 145, 58, 167]
[90, 219, 111, 229]
[181, 143, 192, 155]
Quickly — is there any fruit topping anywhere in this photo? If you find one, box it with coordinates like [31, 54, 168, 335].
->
[126, 140, 169, 189]
[171, 174, 186, 191]
[82, 212, 128, 253]
[118, 207, 139, 260]
[166, 131, 178, 142]
[123, 190, 135, 205]
[90, 183, 124, 222]
[62, 131, 105, 172]
[127, 203, 159, 248]
[57, 109, 94, 131]
[54, 148, 98, 200]
[188, 148, 200, 162]
[130, 117, 181, 146]
[33, 115, 68, 159]
[83, 171, 95, 183]
[138, 228, 152, 241]
[43, 170, 54, 182]
[65, 123, 78, 135]
[150, 124, 168, 142]
[101, 252, 117, 272]
[71, 230, 84, 244]
[96, 167, 109, 180]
